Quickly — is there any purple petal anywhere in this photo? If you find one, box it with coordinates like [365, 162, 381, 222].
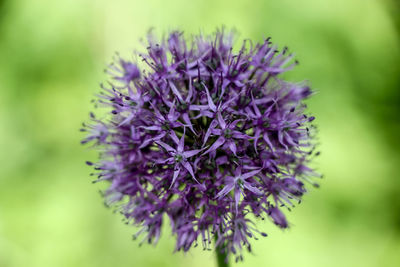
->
[234, 188, 241, 212]
[233, 167, 242, 177]
[203, 119, 218, 145]
[154, 157, 173, 164]
[202, 136, 226, 155]
[229, 119, 243, 128]
[216, 156, 228, 165]
[251, 94, 261, 117]
[217, 112, 226, 129]
[203, 83, 217, 112]
[169, 130, 180, 146]
[284, 132, 298, 147]
[118, 113, 135, 126]
[150, 102, 166, 121]
[182, 113, 196, 135]
[232, 131, 249, 140]
[177, 128, 186, 153]
[278, 131, 288, 150]
[186, 79, 193, 102]
[170, 168, 180, 188]
[241, 169, 261, 180]
[156, 141, 176, 153]
[167, 102, 179, 121]
[263, 133, 274, 150]
[243, 182, 263, 195]
[227, 141, 237, 156]
[216, 183, 235, 199]
[269, 207, 288, 228]
[253, 128, 261, 153]
[189, 104, 209, 111]
[221, 92, 239, 110]
[139, 132, 166, 149]
[182, 161, 200, 184]
[169, 81, 183, 102]
[183, 149, 203, 158]
[211, 129, 222, 135]
[141, 125, 161, 131]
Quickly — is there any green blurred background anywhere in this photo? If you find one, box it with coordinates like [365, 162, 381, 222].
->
[0, 0, 399, 266]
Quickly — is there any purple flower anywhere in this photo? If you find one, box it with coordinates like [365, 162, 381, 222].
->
[155, 129, 204, 187]
[216, 167, 262, 212]
[82, 29, 321, 262]
[107, 58, 141, 85]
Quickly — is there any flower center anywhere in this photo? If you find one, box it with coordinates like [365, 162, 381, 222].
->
[161, 122, 170, 130]
[224, 129, 232, 138]
[177, 102, 188, 112]
[174, 154, 183, 163]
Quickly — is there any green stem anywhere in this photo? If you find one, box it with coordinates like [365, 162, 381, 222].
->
[216, 245, 229, 267]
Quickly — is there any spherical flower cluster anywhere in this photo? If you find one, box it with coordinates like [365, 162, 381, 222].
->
[82, 29, 320, 261]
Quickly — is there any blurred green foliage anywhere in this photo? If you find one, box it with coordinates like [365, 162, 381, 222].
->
[0, 0, 399, 267]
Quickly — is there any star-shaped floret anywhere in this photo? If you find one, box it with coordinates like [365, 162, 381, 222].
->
[156, 129, 204, 188]
[216, 167, 262, 211]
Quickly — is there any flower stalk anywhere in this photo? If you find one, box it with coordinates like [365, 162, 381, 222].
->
[216, 248, 229, 267]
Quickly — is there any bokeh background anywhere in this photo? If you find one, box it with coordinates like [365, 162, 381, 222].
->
[0, 0, 399, 266]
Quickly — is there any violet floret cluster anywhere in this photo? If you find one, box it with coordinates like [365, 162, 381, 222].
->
[82, 29, 320, 261]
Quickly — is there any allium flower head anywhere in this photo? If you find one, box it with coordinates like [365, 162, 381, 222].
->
[82, 29, 321, 262]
